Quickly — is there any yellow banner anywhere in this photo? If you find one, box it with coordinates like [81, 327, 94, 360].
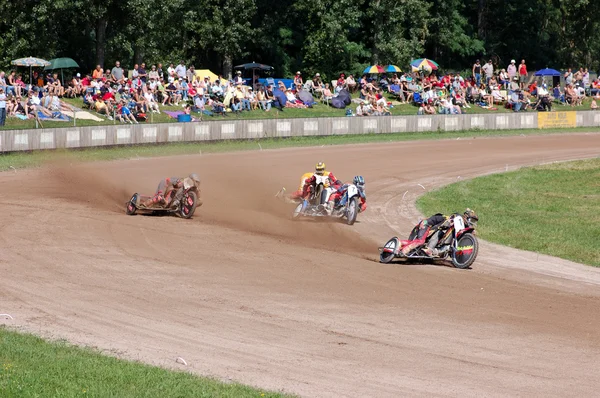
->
[537, 111, 577, 129]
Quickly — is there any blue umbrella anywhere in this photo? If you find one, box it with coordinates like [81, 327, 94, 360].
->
[534, 68, 561, 76]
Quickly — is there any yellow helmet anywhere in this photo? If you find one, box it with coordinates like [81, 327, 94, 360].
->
[315, 162, 326, 175]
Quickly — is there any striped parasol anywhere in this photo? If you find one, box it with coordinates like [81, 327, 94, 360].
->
[384, 65, 402, 73]
[11, 57, 51, 85]
[363, 65, 385, 74]
[410, 58, 439, 73]
[11, 56, 51, 67]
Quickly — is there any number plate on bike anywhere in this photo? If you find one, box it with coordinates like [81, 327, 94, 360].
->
[454, 216, 465, 233]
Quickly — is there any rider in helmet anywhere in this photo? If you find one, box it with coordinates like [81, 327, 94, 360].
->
[143, 173, 202, 208]
[325, 175, 367, 215]
[299, 161, 340, 201]
[401, 208, 478, 257]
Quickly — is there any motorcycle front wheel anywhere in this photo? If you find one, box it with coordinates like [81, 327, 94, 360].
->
[180, 191, 198, 219]
[346, 197, 358, 225]
[452, 232, 479, 269]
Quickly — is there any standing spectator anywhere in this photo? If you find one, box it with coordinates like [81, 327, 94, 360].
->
[519, 59, 528, 89]
[138, 63, 147, 83]
[472, 59, 482, 87]
[111, 61, 124, 83]
[157, 63, 164, 81]
[583, 68, 590, 91]
[175, 61, 186, 80]
[0, 87, 6, 126]
[186, 65, 196, 83]
[132, 64, 139, 80]
[148, 65, 159, 81]
[507, 59, 517, 81]
[7, 71, 18, 96]
[482, 60, 494, 85]
[0, 71, 6, 92]
[167, 63, 176, 82]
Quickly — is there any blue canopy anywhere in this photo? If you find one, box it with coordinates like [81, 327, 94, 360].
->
[534, 68, 561, 76]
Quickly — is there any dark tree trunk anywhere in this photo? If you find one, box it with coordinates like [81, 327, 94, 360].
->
[477, 0, 486, 38]
[95, 17, 108, 68]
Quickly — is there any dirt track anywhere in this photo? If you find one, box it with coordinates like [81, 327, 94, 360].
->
[1, 133, 600, 397]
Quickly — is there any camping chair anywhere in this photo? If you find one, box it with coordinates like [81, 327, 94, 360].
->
[413, 92, 424, 106]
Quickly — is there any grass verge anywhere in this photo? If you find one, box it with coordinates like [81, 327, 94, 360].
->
[417, 158, 600, 267]
[1, 127, 598, 172]
[0, 327, 289, 398]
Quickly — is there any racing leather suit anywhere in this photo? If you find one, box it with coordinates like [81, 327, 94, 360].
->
[144, 177, 183, 207]
[328, 183, 367, 212]
[291, 172, 315, 200]
[401, 213, 449, 255]
[300, 171, 339, 201]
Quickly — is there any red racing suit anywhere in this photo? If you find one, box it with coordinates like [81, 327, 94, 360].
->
[301, 171, 340, 200]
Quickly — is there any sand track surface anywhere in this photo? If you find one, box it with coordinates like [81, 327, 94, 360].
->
[1, 133, 600, 397]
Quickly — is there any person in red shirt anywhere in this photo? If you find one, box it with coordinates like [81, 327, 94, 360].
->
[519, 59, 528, 89]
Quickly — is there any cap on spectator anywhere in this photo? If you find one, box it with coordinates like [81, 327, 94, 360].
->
[124, 77, 128, 80]
[76, 73, 81, 77]
[316, 73, 320, 77]
[476, 59, 480, 63]
[296, 71, 301, 75]
[513, 76, 518, 81]
[511, 59, 516, 63]
[236, 70, 242, 74]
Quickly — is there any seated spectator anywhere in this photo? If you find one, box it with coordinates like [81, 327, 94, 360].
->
[491, 85, 506, 104]
[575, 83, 585, 105]
[356, 101, 368, 116]
[116, 100, 138, 124]
[143, 91, 160, 113]
[346, 74, 357, 92]
[92, 65, 104, 80]
[257, 87, 271, 111]
[564, 84, 576, 106]
[94, 97, 113, 119]
[553, 84, 565, 103]
[322, 83, 333, 102]
[423, 99, 437, 114]
[293, 72, 303, 91]
[508, 90, 523, 112]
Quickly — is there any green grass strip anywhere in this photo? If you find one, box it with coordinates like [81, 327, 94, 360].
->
[1, 127, 598, 172]
[0, 327, 289, 398]
[417, 158, 600, 267]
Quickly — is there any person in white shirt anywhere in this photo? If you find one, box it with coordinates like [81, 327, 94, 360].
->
[143, 91, 160, 113]
[175, 61, 186, 79]
[507, 59, 517, 80]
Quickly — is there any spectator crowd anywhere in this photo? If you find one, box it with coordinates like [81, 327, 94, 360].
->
[0, 58, 599, 127]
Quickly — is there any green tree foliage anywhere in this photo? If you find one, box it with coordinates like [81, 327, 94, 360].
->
[0, 0, 598, 79]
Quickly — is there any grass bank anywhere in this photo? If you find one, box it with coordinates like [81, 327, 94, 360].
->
[417, 158, 600, 267]
[0, 327, 288, 398]
[1, 127, 598, 172]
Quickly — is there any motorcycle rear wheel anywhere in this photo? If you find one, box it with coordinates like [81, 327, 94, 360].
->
[180, 191, 198, 219]
[380, 237, 399, 264]
[452, 233, 479, 269]
[292, 202, 304, 220]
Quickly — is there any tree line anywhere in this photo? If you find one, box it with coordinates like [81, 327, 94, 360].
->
[0, 0, 598, 80]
